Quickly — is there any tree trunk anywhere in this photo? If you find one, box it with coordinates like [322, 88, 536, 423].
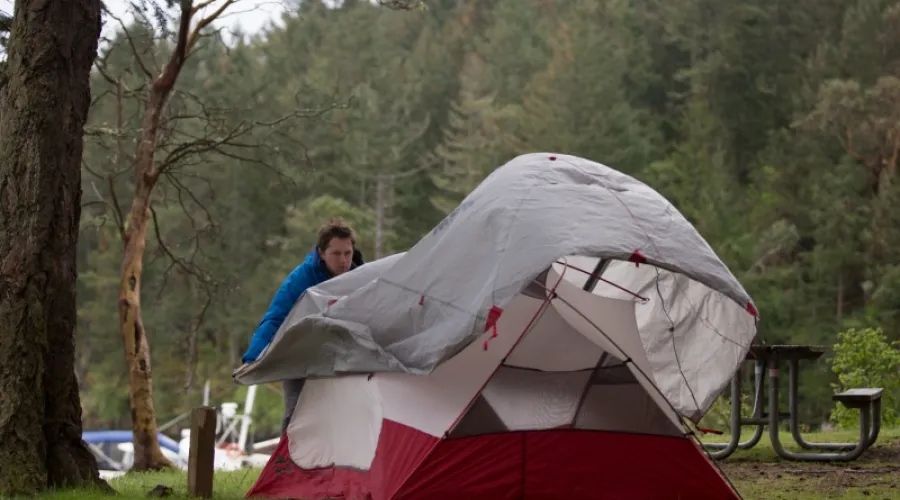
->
[375, 174, 386, 259]
[118, 87, 174, 471]
[835, 274, 844, 326]
[115, 0, 199, 469]
[0, 0, 105, 495]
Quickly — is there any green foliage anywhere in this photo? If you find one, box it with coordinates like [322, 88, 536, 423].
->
[829, 327, 900, 428]
[697, 390, 754, 432]
[427, 52, 517, 214]
[66, 0, 900, 441]
[281, 195, 392, 261]
[232, 385, 284, 433]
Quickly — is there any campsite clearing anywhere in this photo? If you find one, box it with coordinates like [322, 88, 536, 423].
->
[29, 428, 900, 499]
[711, 427, 900, 499]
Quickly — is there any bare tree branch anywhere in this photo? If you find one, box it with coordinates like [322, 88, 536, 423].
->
[81, 200, 110, 211]
[107, 174, 127, 239]
[377, 0, 426, 10]
[186, 0, 237, 56]
[94, 63, 118, 87]
[149, 202, 212, 291]
[79, 158, 128, 236]
[190, 0, 221, 14]
[184, 290, 212, 391]
[163, 171, 215, 233]
[103, 6, 156, 79]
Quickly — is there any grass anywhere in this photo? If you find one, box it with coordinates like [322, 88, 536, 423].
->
[27, 428, 900, 499]
[701, 427, 900, 499]
[34, 469, 261, 499]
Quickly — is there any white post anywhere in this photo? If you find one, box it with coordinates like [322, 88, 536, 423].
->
[237, 385, 257, 452]
[203, 379, 210, 406]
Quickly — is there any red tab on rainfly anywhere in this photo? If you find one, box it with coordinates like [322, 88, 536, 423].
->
[628, 250, 647, 267]
[482, 305, 504, 350]
[746, 302, 759, 318]
[484, 306, 503, 332]
[327, 298, 338, 307]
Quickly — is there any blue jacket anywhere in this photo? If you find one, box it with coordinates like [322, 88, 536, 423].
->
[242, 249, 361, 364]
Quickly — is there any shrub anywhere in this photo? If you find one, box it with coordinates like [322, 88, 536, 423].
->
[829, 327, 900, 428]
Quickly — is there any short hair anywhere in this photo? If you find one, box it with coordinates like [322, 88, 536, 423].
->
[316, 218, 355, 251]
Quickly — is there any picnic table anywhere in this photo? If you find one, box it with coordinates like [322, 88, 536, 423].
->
[702, 344, 882, 461]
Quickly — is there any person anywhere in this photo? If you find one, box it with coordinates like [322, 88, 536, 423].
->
[241, 218, 364, 432]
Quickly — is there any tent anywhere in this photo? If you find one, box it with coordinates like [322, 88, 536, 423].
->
[234, 153, 758, 499]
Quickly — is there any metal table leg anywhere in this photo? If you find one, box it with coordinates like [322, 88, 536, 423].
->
[787, 359, 880, 450]
[737, 360, 765, 450]
[769, 365, 871, 461]
[703, 361, 765, 456]
[706, 375, 742, 459]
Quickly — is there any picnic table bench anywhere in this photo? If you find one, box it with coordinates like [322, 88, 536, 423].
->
[702, 344, 882, 461]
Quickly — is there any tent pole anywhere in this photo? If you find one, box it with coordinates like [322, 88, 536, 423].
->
[582, 258, 610, 292]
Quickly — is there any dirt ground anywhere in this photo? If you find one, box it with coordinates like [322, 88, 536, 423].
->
[722, 437, 900, 499]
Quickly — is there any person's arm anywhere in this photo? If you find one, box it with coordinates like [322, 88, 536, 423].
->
[241, 265, 313, 364]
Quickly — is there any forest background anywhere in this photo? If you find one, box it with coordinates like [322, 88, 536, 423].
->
[52, 0, 900, 440]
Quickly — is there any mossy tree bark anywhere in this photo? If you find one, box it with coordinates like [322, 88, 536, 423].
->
[0, 0, 104, 495]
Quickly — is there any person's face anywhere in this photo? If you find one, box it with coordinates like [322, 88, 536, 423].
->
[319, 237, 354, 276]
